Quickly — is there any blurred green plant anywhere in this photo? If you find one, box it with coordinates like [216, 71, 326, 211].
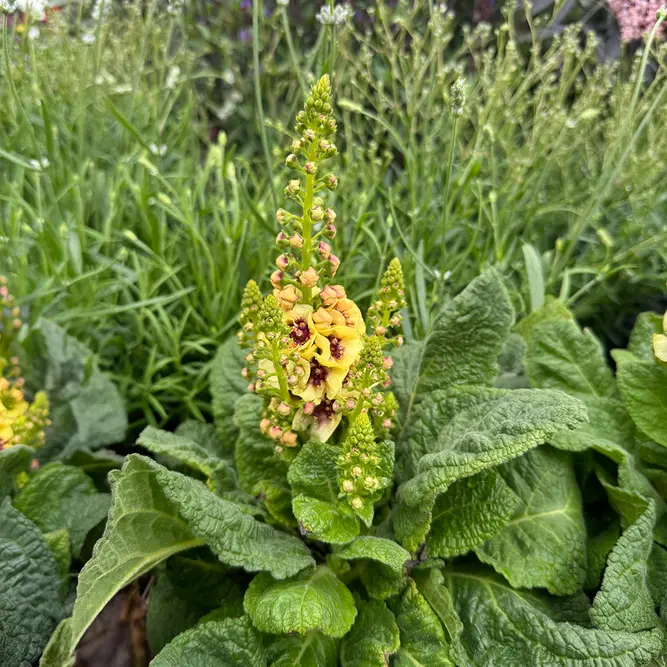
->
[0, 0, 666, 430]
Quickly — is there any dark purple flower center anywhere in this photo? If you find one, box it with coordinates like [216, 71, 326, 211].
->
[290, 318, 311, 345]
[313, 399, 335, 424]
[309, 360, 329, 387]
[329, 337, 344, 360]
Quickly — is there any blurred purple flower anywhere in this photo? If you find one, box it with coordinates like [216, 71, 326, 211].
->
[608, 0, 666, 42]
[240, 0, 251, 9]
[239, 28, 251, 42]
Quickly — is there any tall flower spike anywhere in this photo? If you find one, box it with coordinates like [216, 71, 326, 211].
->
[337, 412, 390, 522]
[367, 258, 407, 342]
[238, 280, 264, 347]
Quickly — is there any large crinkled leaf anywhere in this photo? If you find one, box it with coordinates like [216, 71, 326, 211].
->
[48, 455, 313, 663]
[288, 442, 359, 544]
[444, 564, 664, 667]
[146, 556, 245, 654]
[614, 352, 667, 448]
[0, 499, 63, 667]
[590, 502, 660, 632]
[336, 536, 411, 600]
[244, 566, 356, 638]
[150, 616, 266, 667]
[648, 544, 667, 607]
[389, 578, 453, 667]
[628, 312, 665, 361]
[395, 387, 586, 551]
[24, 318, 127, 461]
[525, 319, 617, 399]
[585, 521, 620, 590]
[476, 447, 586, 595]
[513, 298, 573, 340]
[340, 599, 399, 667]
[14, 462, 110, 558]
[494, 332, 529, 389]
[402, 387, 586, 506]
[265, 633, 338, 667]
[211, 337, 248, 451]
[427, 469, 519, 559]
[175, 420, 227, 458]
[137, 426, 237, 495]
[0, 445, 34, 497]
[394, 270, 513, 478]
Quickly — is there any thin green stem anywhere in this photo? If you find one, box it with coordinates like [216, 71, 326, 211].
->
[440, 116, 459, 269]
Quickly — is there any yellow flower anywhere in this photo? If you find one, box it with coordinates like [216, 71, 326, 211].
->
[653, 312, 667, 364]
[291, 359, 347, 403]
[315, 325, 364, 371]
[284, 304, 318, 359]
[333, 298, 366, 335]
[311, 306, 346, 333]
[292, 398, 342, 442]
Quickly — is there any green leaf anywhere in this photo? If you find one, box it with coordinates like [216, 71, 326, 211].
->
[494, 333, 529, 389]
[396, 387, 586, 551]
[24, 318, 127, 461]
[244, 566, 356, 638]
[522, 242, 545, 312]
[615, 354, 667, 448]
[43, 529, 72, 593]
[175, 420, 227, 458]
[628, 312, 665, 361]
[146, 556, 245, 654]
[403, 387, 586, 506]
[337, 536, 411, 600]
[288, 442, 359, 544]
[62, 448, 123, 486]
[340, 599, 399, 667]
[14, 463, 110, 558]
[265, 632, 338, 667]
[389, 578, 453, 667]
[39, 620, 74, 667]
[476, 447, 586, 595]
[585, 520, 621, 590]
[413, 569, 463, 646]
[648, 544, 667, 607]
[444, 564, 664, 667]
[427, 469, 519, 559]
[514, 298, 573, 340]
[137, 426, 237, 494]
[525, 319, 617, 399]
[0, 499, 62, 667]
[49, 455, 313, 663]
[0, 445, 34, 497]
[591, 502, 660, 632]
[150, 616, 266, 667]
[394, 270, 514, 477]
[211, 337, 248, 450]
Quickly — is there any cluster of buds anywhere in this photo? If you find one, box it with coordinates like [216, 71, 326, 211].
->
[237, 76, 406, 523]
[337, 412, 391, 517]
[366, 258, 407, 346]
[0, 278, 50, 454]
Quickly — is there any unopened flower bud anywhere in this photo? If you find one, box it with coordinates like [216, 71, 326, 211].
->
[304, 129, 316, 142]
[303, 402, 315, 415]
[260, 418, 272, 433]
[318, 241, 331, 260]
[299, 267, 319, 288]
[326, 208, 336, 223]
[390, 315, 401, 327]
[320, 284, 346, 306]
[269, 426, 283, 440]
[350, 496, 364, 510]
[396, 335, 404, 347]
[351, 465, 362, 478]
[342, 480, 354, 493]
[275, 445, 284, 454]
[383, 356, 394, 369]
[248, 383, 256, 392]
[304, 161, 318, 175]
[363, 476, 378, 490]
[275, 285, 301, 310]
[345, 399, 356, 411]
[312, 307, 334, 328]
[287, 179, 301, 194]
[277, 402, 292, 416]
[328, 254, 340, 276]
[282, 430, 298, 447]
[287, 374, 297, 385]
[383, 418, 392, 429]
[286, 153, 299, 169]
[270, 270, 284, 288]
[276, 231, 288, 246]
[241, 367, 249, 378]
[276, 208, 290, 224]
[276, 254, 290, 270]
[375, 325, 387, 336]
[291, 139, 303, 153]
[310, 205, 324, 221]
[326, 173, 338, 190]
[289, 233, 304, 249]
